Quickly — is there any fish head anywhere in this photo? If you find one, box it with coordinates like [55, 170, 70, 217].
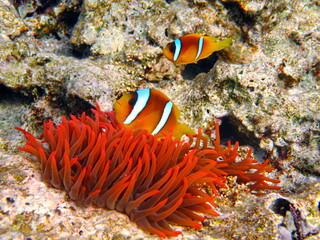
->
[114, 91, 137, 125]
[163, 41, 175, 62]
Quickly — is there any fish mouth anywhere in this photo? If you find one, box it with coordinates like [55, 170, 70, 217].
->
[113, 103, 120, 113]
[114, 101, 122, 108]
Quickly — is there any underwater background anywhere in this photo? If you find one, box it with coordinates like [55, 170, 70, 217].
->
[0, 0, 319, 239]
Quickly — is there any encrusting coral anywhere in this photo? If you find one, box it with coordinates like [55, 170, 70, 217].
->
[16, 104, 281, 238]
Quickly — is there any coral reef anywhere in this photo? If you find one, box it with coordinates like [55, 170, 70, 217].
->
[0, 0, 319, 239]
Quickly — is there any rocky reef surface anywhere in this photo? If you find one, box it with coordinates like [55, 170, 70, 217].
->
[0, 0, 319, 239]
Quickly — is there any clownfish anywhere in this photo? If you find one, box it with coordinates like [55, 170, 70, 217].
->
[114, 88, 195, 139]
[163, 34, 231, 64]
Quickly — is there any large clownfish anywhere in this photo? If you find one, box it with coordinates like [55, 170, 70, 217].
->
[114, 88, 195, 139]
[163, 34, 231, 64]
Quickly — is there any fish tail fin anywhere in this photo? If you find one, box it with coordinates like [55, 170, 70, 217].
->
[173, 123, 196, 139]
[208, 37, 232, 52]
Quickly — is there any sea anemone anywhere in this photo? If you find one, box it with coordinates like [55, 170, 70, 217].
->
[16, 103, 280, 238]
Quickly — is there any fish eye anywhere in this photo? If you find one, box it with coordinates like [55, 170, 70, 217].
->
[129, 98, 136, 106]
[128, 93, 138, 107]
[168, 42, 175, 53]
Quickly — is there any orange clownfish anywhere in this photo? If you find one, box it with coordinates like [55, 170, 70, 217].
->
[163, 34, 231, 64]
[114, 88, 195, 139]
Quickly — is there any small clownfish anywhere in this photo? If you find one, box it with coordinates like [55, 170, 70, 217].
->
[114, 88, 195, 139]
[163, 34, 231, 64]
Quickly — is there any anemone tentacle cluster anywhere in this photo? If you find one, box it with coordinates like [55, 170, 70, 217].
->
[17, 104, 280, 238]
